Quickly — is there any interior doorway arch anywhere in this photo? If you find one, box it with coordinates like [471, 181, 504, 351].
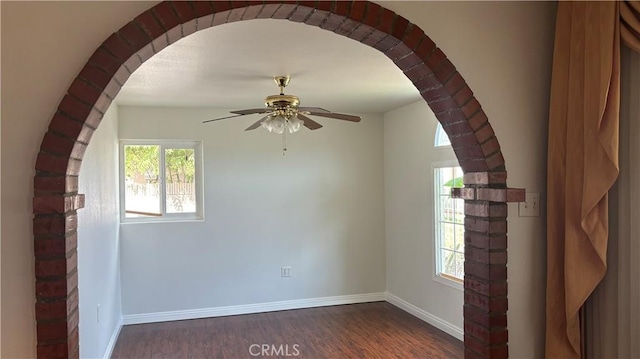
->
[32, 2, 523, 357]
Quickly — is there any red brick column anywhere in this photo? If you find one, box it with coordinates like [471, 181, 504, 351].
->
[453, 173, 525, 359]
[33, 191, 84, 358]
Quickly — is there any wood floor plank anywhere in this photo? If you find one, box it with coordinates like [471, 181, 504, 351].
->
[111, 302, 463, 358]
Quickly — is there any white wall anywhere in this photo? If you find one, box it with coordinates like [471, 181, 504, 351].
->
[77, 105, 122, 358]
[384, 100, 462, 330]
[118, 106, 386, 315]
[0, 2, 555, 357]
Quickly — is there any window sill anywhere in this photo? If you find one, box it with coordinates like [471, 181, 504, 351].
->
[121, 214, 204, 224]
[433, 273, 463, 291]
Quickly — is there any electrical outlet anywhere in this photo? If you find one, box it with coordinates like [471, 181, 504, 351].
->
[281, 266, 292, 277]
[518, 192, 540, 217]
[97, 304, 101, 323]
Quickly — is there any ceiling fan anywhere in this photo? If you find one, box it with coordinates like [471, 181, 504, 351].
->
[202, 76, 361, 133]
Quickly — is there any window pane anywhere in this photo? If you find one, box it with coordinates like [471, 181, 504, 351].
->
[441, 196, 454, 222]
[438, 167, 453, 194]
[454, 198, 464, 224]
[435, 123, 451, 147]
[454, 252, 464, 279]
[442, 223, 456, 250]
[442, 249, 456, 277]
[165, 148, 196, 213]
[438, 167, 462, 194]
[124, 145, 161, 218]
[454, 224, 465, 251]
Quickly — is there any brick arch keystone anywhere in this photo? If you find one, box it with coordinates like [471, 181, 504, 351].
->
[32, 1, 524, 358]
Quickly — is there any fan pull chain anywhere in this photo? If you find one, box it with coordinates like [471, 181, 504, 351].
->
[282, 128, 287, 156]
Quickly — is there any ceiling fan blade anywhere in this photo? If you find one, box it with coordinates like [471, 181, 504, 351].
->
[230, 108, 270, 115]
[297, 114, 323, 130]
[245, 116, 270, 131]
[306, 111, 361, 122]
[298, 107, 331, 113]
[202, 113, 248, 123]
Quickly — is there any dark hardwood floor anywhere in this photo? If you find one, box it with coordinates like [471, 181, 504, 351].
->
[111, 302, 463, 358]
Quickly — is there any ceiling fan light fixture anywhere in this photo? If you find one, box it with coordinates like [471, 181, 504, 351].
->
[287, 115, 303, 133]
[261, 116, 285, 134]
[261, 113, 303, 134]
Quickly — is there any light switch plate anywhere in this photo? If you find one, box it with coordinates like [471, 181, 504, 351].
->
[518, 192, 540, 217]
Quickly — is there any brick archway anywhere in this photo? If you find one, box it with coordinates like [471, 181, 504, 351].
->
[32, 2, 523, 358]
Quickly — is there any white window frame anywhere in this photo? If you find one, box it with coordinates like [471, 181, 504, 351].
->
[119, 140, 204, 223]
[432, 161, 464, 291]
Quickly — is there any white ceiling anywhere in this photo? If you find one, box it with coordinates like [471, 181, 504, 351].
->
[115, 19, 421, 114]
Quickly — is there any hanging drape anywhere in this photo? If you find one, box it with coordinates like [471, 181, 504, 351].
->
[546, 1, 640, 358]
[622, 1, 640, 52]
[585, 46, 640, 359]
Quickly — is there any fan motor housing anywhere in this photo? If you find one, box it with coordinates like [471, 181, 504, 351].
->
[265, 94, 300, 109]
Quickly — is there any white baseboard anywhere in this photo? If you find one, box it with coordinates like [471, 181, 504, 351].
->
[385, 292, 463, 341]
[123, 292, 386, 325]
[103, 315, 123, 359]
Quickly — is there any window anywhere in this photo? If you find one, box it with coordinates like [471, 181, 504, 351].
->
[120, 141, 203, 222]
[434, 123, 451, 147]
[434, 165, 464, 282]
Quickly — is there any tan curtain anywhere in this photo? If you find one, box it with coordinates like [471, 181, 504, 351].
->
[622, 1, 640, 52]
[546, 2, 640, 358]
[585, 46, 640, 359]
